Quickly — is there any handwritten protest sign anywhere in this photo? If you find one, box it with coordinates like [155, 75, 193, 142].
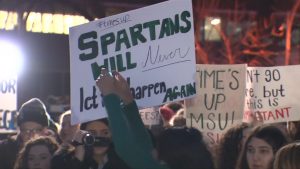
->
[69, 0, 196, 124]
[244, 65, 300, 124]
[186, 64, 246, 145]
[0, 77, 17, 130]
[139, 107, 160, 125]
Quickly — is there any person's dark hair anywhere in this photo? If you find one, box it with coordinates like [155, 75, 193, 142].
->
[274, 142, 300, 169]
[288, 121, 300, 141]
[217, 123, 250, 169]
[157, 127, 215, 169]
[236, 125, 288, 169]
[80, 118, 109, 130]
[14, 136, 59, 169]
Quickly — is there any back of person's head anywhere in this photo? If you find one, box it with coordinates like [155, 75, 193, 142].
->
[169, 108, 186, 127]
[164, 102, 183, 113]
[157, 127, 215, 169]
[288, 121, 300, 141]
[274, 142, 300, 169]
[159, 102, 183, 125]
[236, 125, 288, 169]
[217, 123, 250, 169]
[14, 136, 59, 169]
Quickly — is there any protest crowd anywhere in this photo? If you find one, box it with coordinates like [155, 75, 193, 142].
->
[1, 1, 300, 169]
[0, 68, 299, 169]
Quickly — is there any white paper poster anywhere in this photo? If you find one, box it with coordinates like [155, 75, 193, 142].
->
[186, 64, 246, 145]
[69, 0, 196, 124]
[244, 65, 300, 124]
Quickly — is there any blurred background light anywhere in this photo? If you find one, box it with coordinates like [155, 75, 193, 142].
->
[0, 40, 23, 80]
[210, 18, 221, 25]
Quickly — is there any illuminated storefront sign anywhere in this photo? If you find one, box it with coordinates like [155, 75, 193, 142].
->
[0, 10, 89, 34]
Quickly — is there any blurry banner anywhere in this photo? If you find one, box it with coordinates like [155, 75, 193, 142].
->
[186, 64, 246, 145]
[139, 107, 160, 125]
[0, 110, 17, 130]
[244, 66, 300, 124]
[69, 0, 196, 124]
[0, 77, 17, 111]
[0, 77, 17, 130]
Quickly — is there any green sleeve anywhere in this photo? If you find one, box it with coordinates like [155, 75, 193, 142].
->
[103, 94, 168, 169]
[123, 101, 154, 152]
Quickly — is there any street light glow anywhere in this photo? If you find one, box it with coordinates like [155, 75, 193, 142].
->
[0, 40, 23, 79]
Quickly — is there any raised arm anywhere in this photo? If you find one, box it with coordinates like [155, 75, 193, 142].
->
[96, 69, 167, 169]
[110, 70, 154, 152]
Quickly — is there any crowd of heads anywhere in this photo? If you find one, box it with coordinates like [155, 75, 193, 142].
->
[0, 95, 299, 169]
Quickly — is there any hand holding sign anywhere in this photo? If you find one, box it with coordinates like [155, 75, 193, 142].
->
[96, 68, 134, 105]
[96, 69, 115, 96]
[112, 71, 134, 105]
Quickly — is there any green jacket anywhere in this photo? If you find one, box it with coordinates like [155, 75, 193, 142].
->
[103, 94, 169, 169]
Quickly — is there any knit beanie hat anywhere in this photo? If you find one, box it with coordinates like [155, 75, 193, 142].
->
[17, 98, 49, 127]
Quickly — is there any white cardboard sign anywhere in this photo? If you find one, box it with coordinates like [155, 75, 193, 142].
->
[69, 0, 196, 124]
[186, 64, 246, 145]
[244, 65, 300, 124]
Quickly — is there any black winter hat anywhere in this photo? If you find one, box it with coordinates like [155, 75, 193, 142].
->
[17, 98, 49, 127]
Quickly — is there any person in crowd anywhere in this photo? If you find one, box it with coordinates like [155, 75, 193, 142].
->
[159, 102, 183, 128]
[272, 122, 290, 140]
[51, 118, 130, 169]
[236, 125, 288, 169]
[287, 121, 300, 141]
[0, 98, 54, 169]
[96, 68, 215, 169]
[216, 123, 250, 169]
[169, 108, 186, 127]
[13, 136, 59, 169]
[163, 102, 183, 115]
[157, 127, 215, 169]
[273, 141, 300, 169]
[58, 110, 80, 146]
